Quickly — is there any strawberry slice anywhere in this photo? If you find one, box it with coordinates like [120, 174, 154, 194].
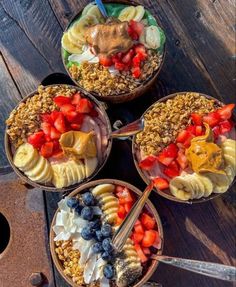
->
[124, 202, 133, 213]
[127, 26, 139, 40]
[139, 155, 157, 171]
[191, 113, 202, 125]
[183, 134, 194, 148]
[140, 213, 156, 230]
[50, 126, 61, 140]
[115, 61, 126, 71]
[115, 185, 124, 193]
[186, 125, 196, 135]
[195, 125, 203, 136]
[133, 232, 144, 244]
[203, 111, 221, 127]
[219, 120, 233, 134]
[122, 49, 134, 64]
[117, 187, 134, 204]
[134, 44, 147, 61]
[71, 123, 81, 130]
[53, 96, 71, 107]
[50, 111, 61, 122]
[217, 104, 235, 120]
[76, 98, 93, 114]
[54, 113, 67, 133]
[176, 150, 188, 170]
[71, 93, 81, 105]
[129, 20, 144, 36]
[134, 244, 148, 263]
[60, 104, 75, 115]
[28, 131, 45, 149]
[117, 205, 126, 219]
[41, 113, 54, 125]
[162, 143, 178, 158]
[153, 177, 169, 190]
[134, 223, 145, 234]
[132, 54, 141, 67]
[142, 230, 157, 247]
[143, 247, 151, 255]
[40, 141, 54, 158]
[116, 216, 123, 226]
[152, 231, 161, 249]
[52, 140, 61, 153]
[163, 166, 179, 178]
[176, 129, 190, 143]
[99, 55, 113, 67]
[41, 122, 51, 136]
[132, 66, 141, 78]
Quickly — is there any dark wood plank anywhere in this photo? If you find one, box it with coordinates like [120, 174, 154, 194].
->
[0, 54, 22, 172]
[0, 0, 65, 96]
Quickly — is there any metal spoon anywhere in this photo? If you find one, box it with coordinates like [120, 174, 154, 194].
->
[110, 118, 144, 139]
[95, 0, 108, 18]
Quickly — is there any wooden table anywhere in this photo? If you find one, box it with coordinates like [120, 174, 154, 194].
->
[0, 1, 235, 286]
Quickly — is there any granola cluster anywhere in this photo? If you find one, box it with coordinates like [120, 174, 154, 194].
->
[135, 93, 218, 156]
[6, 85, 76, 148]
[69, 51, 162, 97]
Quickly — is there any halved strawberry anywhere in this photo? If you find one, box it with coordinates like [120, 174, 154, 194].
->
[60, 104, 75, 115]
[117, 187, 133, 204]
[140, 213, 156, 230]
[217, 104, 235, 120]
[54, 113, 67, 133]
[99, 55, 113, 67]
[40, 141, 54, 158]
[162, 143, 178, 158]
[142, 230, 157, 248]
[186, 125, 196, 135]
[117, 205, 126, 219]
[157, 154, 173, 166]
[129, 20, 144, 36]
[219, 120, 233, 134]
[50, 126, 61, 140]
[153, 177, 169, 190]
[134, 44, 147, 61]
[183, 135, 194, 148]
[132, 66, 141, 78]
[134, 244, 148, 263]
[50, 111, 61, 122]
[122, 49, 134, 64]
[139, 155, 157, 171]
[41, 113, 54, 125]
[116, 216, 123, 226]
[203, 111, 221, 127]
[143, 247, 151, 255]
[124, 202, 133, 213]
[127, 26, 139, 40]
[28, 131, 45, 149]
[115, 61, 126, 71]
[132, 54, 141, 67]
[133, 232, 144, 244]
[176, 130, 190, 143]
[191, 113, 202, 125]
[71, 93, 81, 105]
[163, 166, 179, 178]
[53, 96, 71, 107]
[41, 122, 51, 136]
[176, 150, 188, 170]
[134, 223, 145, 234]
[76, 98, 93, 114]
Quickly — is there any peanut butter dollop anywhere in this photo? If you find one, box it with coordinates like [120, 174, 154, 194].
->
[85, 20, 133, 56]
[186, 123, 225, 174]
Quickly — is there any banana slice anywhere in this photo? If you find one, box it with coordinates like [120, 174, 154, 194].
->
[84, 157, 98, 178]
[25, 156, 46, 178]
[65, 163, 74, 186]
[169, 176, 194, 200]
[74, 161, 85, 182]
[223, 146, 235, 158]
[86, 5, 105, 23]
[118, 6, 136, 22]
[42, 169, 53, 184]
[223, 154, 236, 171]
[195, 174, 213, 197]
[99, 195, 118, 205]
[204, 172, 230, 193]
[146, 25, 161, 49]
[67, 29, 83, 48]
[61, 32, 82, 54]
[29, 160, 52, 183]
[82, 3, 96, 16]
[13, 143, 38, 171]
[102, 200, 119, 210]
[52, 164, 68, 188]
[189, 174, 205, 199]
[133, 5, 145, 22]
[68, 161, 79, 184]
[104, 213, 117, 224]
[222, 139, 236, 150]
[224, 165, 235, 184]
[70, 15, 99, 43]
[92, 184, 115, 197]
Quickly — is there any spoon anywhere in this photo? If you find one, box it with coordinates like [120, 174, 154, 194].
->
[110, 118, 144, 138]
[95, 0, 108, 18]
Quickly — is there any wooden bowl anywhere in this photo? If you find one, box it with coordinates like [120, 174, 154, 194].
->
[5, 84, 113, 192]
[61, 0, 166, 104]
[50, 179, 164, 287]
[132, 92, 236, 204]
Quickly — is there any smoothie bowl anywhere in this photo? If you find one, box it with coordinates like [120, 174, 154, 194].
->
[5, 85, 112, 191]
[50, 179, 163, 287]
[61, 1, 166, 103]
[132, 92, 236, 203]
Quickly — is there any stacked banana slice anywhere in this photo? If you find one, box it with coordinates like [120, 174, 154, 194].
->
[115, 238, 143, 287]
[91, 184, 119, 224]
[170, 139, 236, 200]
[13, 143, 53, 184]
[140, 25, 161, 49]
[118, 5, 145, 22]
[62, 4, 104, 54]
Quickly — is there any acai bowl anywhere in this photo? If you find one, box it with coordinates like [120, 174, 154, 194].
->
[61, 0, 166, 103]
[5, 84, 112, 192]
[132, 92, 236, 203]
[50, 179, 163, 287]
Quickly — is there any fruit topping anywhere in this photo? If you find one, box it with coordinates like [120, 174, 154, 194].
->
[153, 178, 169, 190]
[81, 206, 94, 221]
[101, 224, 112, 238]
[81, 225, 95, 240]
[103, 264, 115, 279]
[82, 191, 96, 206]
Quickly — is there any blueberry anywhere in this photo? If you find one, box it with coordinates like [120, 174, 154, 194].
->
[101, 251, 113, 262]
[101, 224, 112, 238]
[103, 264, 114, 279]
[102, 238, 113, 253]
[67, 197, 79, 209]
[81, 206, 94, 221]
[88, 219, 101, 230]
[82, 192, 95, 206]
[92, 242, 103, 254]
[81, 226, 95, 240]
[95, 230, 103, 242]
[75, 204, 83, 215]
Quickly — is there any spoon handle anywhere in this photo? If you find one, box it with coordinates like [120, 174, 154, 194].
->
[110, 118, 144, 138]
[151, 255, 236, 282]
[95, 0, 108, 18]
[112, 182, 153, 252]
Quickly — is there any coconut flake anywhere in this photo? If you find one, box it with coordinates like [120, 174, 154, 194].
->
[58, 198, 70, 212]
[84, 254, 98, 284]
[68, 47, 99, 64]
[100, 277, 110, 287]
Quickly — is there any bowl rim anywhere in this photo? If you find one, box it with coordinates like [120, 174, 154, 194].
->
[49, 178, 164, 287]
[132, 91, 236, 204]
[4, 84, 113, 192]
[61, 0, 167, 102]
